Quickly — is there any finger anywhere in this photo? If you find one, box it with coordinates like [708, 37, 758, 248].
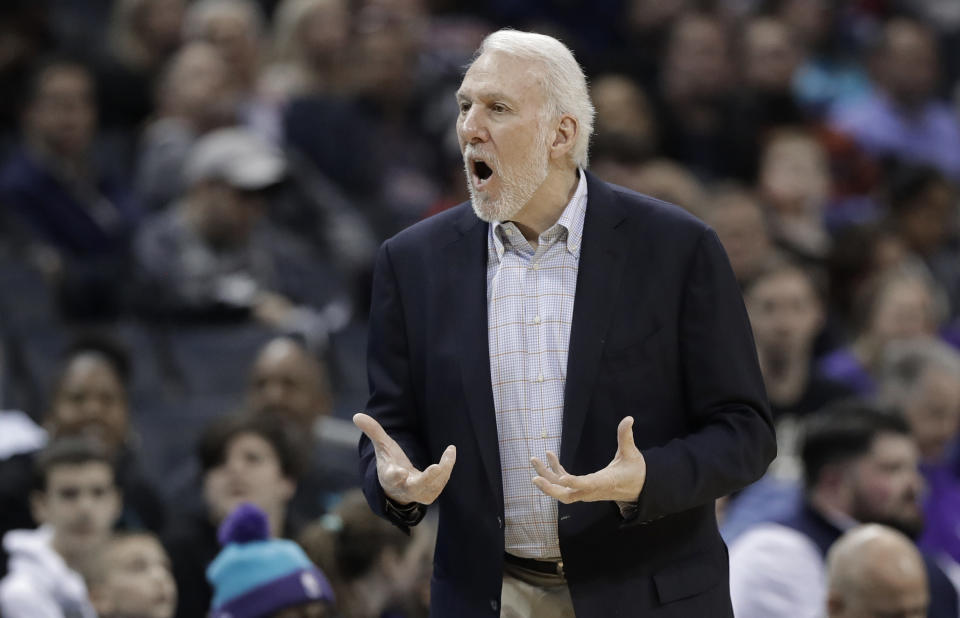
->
[534, 455, 590, 491]
[417, 446, 457, 501]
[353, 412, 409, 454]
[616, 416, 637, 453]
[354, 413, 388, 442]
[438, 444, 457, 471]
[530, 456, 559, 483]
[545, 451, 569, 477]
[532, 477, 578, 504]
[424, 445, 457, 478]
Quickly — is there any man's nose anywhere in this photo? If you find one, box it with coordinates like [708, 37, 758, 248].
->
[459, 106, 488, 144]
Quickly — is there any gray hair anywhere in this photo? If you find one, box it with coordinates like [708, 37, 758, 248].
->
[880, 337, 960, 408]
[476, 29, 595, 169]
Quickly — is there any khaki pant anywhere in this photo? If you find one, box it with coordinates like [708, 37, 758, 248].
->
[501, 561, 576, 618]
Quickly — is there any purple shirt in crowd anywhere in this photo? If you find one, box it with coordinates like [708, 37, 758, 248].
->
[830, 92, 960, 181]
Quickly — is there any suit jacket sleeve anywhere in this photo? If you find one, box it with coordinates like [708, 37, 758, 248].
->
[631, 228, 776, 524]
[359, 241, 430, 528]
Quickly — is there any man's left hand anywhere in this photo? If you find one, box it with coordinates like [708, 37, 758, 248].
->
[531, 416, 646, 503]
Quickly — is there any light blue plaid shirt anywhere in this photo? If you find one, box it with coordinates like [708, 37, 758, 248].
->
[487, 171, 588, 560]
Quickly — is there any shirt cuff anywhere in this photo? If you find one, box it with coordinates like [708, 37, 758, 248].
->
[384, 496, 427, 527]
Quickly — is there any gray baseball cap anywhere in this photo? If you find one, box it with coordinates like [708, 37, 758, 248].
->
[184, 127, 286, 190]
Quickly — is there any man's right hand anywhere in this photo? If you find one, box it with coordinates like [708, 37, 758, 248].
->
[353, 412, 456, 505]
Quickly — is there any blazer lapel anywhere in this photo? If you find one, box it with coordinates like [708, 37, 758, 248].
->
[560, 174, 630, 468]
[444, 207, 504, 508]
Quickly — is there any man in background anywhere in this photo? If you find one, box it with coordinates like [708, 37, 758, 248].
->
[729, 402, 958, 617]
[826, 524, 929, 618]
[0, 437, 122, 617]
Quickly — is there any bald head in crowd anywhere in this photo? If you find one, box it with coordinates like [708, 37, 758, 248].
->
[826, 524, 928, 618]
[247, 336, 332, 431]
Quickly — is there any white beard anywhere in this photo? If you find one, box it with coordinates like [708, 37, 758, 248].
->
[463, 125, 551, 223]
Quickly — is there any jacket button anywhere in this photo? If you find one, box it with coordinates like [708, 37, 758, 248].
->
[497, 516, 503, 528]
[490, 599, 499, 612]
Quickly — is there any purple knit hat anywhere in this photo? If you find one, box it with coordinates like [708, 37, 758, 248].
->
[206, 503, 335, 618]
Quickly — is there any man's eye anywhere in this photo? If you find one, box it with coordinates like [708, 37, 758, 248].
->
[459, 102, 470, 113]
[492, 104, 506, 113]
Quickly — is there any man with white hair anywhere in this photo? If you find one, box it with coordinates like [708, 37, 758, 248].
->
[354, 29, 774, 617]
[881, 338, 960, 567]
[826, 524, 929, 618]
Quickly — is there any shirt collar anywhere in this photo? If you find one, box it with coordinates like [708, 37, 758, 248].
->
[491, 169, 588, 259]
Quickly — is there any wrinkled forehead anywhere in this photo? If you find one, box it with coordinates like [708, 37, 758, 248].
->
[458, 51, 546, 103]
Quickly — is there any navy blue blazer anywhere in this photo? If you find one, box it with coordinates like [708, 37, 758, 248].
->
[359, 172, 776, 617]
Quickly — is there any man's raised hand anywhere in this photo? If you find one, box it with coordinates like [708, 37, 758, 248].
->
[353, 412, 456, 505]
[531, 416, 647, 504]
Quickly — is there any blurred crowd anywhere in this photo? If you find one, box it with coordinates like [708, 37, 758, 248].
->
[1, 0, 960, 616]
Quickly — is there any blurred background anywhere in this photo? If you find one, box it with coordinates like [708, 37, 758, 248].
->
[1, 0, 960, 616]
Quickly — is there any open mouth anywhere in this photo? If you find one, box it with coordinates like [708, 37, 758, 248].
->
[472, 159, 494, 189]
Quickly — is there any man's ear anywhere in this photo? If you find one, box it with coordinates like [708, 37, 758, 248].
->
[549, 115, 578, 161]
[30, 490, 48, 525]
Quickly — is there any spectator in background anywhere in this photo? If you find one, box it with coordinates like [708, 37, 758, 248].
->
[758, 129, 833, 262]
[736, 15, 806, 129]
[247, 336, 360, 518]
[0, 2, 55, 152]
[278, 0, 447, 236]
[163, 414, 306, 618]
[0, 57, 139, 320]
[886, 165, 960, 319]
[721, 259, 853, 540]
[135, 41, 235, 212]
[619, 158, 705, 215]
[88, 532, 177, 618]
[656, 11, 756, 181]
[777, 0, 871, 114]
[183, 0, 297, 148]
[99, 0, 186, 137]
[299, 490, 433, 618]
[134, 128, 347, 346]
[825, 223, 910, 342]
[605, 0, 693, 92]
[589, 73, 658, 176]
[183, 0, 263, 102]
[207, 503, 335, 618]
[337, 0, 453, 234]
[826, 524, 929, 618]
[728, 402, 958, 618]
[262, 0, 352, 101]
[0, 438, 121, 618]
[0, 336, 166, 561]
[743, 258, 852, 424]
[880, 339, 960, 566]
[703, 186, 776, 286]
[818, 264, 943, 396]
[830, 18, 960, 182]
